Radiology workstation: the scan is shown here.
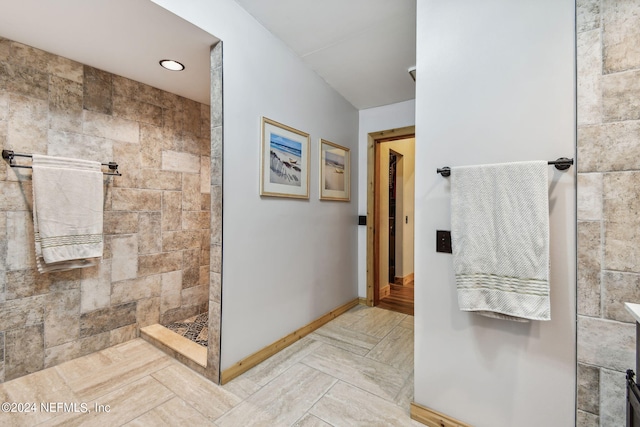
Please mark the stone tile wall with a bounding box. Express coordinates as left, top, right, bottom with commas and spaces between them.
0, 38, 214, 382
577, 1, 640, 425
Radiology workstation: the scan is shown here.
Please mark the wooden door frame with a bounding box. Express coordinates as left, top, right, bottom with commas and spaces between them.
366, 126, 416, 306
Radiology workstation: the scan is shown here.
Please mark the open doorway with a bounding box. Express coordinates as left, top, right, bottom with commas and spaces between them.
366, 126, 415, 315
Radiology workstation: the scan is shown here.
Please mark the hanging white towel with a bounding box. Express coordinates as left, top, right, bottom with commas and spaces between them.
32, 154, 103, 273
450, 161, 550, 322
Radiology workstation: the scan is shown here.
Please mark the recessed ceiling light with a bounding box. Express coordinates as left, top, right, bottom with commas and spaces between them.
159, 59, 185, 71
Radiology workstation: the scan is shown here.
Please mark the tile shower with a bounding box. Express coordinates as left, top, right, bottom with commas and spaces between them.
0, 37, 222, 383
577, 0, 640, 425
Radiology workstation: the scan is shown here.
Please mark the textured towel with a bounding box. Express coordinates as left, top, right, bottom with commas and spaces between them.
32, 154, 103, 273
450, 161, 550, 322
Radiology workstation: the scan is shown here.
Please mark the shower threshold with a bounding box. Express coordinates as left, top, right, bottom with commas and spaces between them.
140, 312, 209, 369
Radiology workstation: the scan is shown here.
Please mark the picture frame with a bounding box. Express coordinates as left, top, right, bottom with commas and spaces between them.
319, 139, 350, 201
260, 117, 310, 199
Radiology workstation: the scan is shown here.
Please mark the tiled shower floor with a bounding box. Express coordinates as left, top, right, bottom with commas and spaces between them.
165, 312, 208, 347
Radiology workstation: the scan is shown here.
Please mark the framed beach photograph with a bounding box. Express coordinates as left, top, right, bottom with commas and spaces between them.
260, 117, 310, 199
319, 139, 350, 201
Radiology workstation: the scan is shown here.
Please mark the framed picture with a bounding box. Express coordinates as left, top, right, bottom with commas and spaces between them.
260, 117, 310, 199
319, 139, 350, 201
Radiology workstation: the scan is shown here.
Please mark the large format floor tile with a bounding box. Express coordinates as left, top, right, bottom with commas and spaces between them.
0, 305, 416, 426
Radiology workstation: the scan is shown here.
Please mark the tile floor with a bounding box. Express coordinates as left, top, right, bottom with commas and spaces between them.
0, 305, 419, 426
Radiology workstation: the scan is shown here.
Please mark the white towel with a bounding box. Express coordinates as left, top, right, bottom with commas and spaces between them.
450, 161, 550, 322
32, 154, 104, 273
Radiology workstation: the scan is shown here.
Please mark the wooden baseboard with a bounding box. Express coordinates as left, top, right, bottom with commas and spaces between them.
358, 297, 367, 305
220, 298, 359, 384
394, 273, 414, 286
410, 402, 472, 427
380, 284, 391, 298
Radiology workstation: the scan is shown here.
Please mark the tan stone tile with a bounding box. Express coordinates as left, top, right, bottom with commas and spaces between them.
578, 363, 599, 414
349, 307, 406, 338
45, 289, 80, 348
48, 55, 83, 84
140, 325, 206, 367
110, 324, 138, 347
135, 81, 164, 107
161, 91, 182, 111
182, 211, 210, 230
600, 368, 626, 426
365, 325, 413, 373
5, 324, 44, 381
0, 294, 45, 331
83, 110, 139, 144
211, 66, 222, 127
103, 211, 138, 235
217, 363, 336, 427
45, 332, 110, 369
602, 0, 640, 73
152, 363, 241, 421
162, 230, 202, 251
110, 234, 138, 282
183, 98, 201, 137
0, 37, 10, 61
579, 121, 640, 173
5, 269, 50, 300
211, 185, 222, 244
0, 91, 7, 152
47, 131, 113, 164
242, 337, 324, 387
201, 155, 211, 194
293, 414, 333, 427
7, 93, 47, 154
112, 140, 142, 188
180, 132, 205, 156
577, 30, 601, 126
604, 172, 640, 271
80, 260, 112, 313
577, 315, 634, 371
602, 271, 640, 322
0, 364, 79, 425
138, 212, 161, 254
300, 344, 408, 402
139, 169, 181, 191
1, 61, 48, 101
137, 297, 160, 327
221, 376, 262, 401
210, 244, 221, 273
199, 265, 209, 287
162, 191, 181, 231
112, 188, 161, 211
138, 252, 182, 277
43, 376, 174, 427
111, 275, 162, 305
577, 410, 599, 427
577, 173, 603, 220
79, 302, 136, 339
123, 396, 212, 426
201, 191, 211, 211
83, 66, 112, 115
577, 0, 600, 33
161, 271, 182, 314
182, 248, 201, 288
309, 322, 380, 356
577, 221, 601, 317
162, 150, 200, 173
211, 126, 222, 157
6, 210, 35, 270
49, 75, 83, 133
139, 123, 162, 169
113, 95, 162, 127
211, 156, 222, 186
394, 369, 414, 408
309, 381, 415, 426
181, 285, 207, 307
602, 70, 640, 122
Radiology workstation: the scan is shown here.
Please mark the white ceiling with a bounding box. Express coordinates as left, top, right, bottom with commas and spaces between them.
0, 0, 415, 110
0, 0, 218, 105
233, 0, 417, 109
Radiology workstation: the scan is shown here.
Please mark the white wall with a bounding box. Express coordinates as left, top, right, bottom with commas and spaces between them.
358, 100, 415, 297
414, 1, 576, 426
151, 0, 359, 370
